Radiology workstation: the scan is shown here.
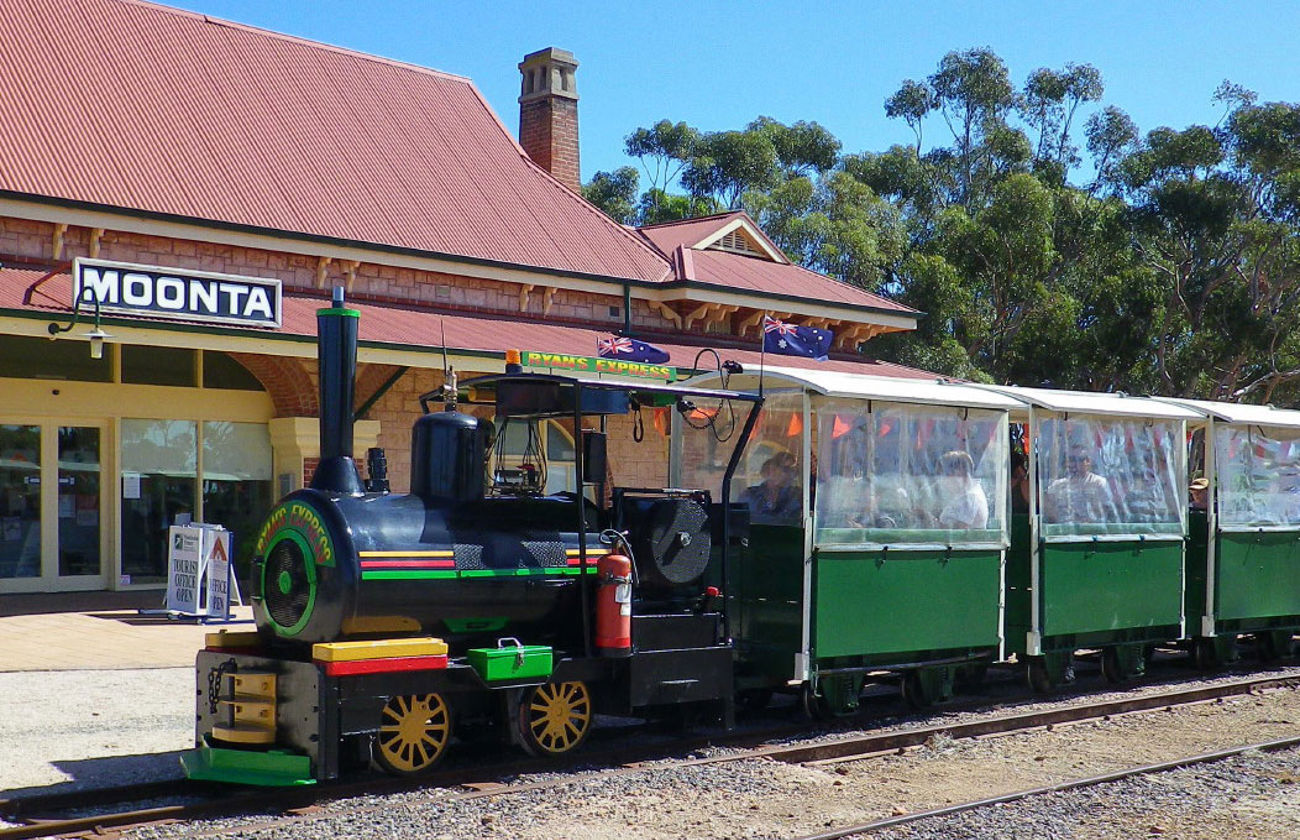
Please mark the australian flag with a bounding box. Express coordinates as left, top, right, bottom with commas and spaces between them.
763, 316, 833, 361
597, 335, 671, 364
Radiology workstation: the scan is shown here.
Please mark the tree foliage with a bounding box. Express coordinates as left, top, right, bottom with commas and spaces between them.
584, 53, 1300, 406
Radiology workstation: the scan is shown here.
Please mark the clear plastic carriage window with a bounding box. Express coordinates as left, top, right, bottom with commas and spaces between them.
1038, 413, 1184, 539
1215, 425, 1300, 530
675, 391, 806, 527
812, 397, 1008, 548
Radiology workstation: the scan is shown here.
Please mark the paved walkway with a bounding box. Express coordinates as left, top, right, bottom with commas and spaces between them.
0, 591, 253, 672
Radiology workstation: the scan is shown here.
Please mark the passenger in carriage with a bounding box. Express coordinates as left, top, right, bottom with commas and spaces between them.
1045, 446, 1117, 523
936, 450, 989, 529
1010, 449, 1031, 513
742, 452, 801, 524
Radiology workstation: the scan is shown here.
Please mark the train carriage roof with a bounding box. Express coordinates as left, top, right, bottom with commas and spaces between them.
1153, 397, 1300, 429
977, 385, 1204, 421
683, 365, 1024, 411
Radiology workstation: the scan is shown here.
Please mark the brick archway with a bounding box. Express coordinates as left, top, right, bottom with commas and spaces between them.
227, 352, 317, 417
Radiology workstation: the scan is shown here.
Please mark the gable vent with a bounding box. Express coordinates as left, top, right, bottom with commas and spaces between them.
710, 230, 764, 257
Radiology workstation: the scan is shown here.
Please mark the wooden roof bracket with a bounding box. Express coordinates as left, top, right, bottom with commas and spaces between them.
52, 223, 68, 261
341, 259, 360, 292
649, 299, 682, 329
315, 256, 333, 289
519, 283, 535, 312
89, 228, 105, 259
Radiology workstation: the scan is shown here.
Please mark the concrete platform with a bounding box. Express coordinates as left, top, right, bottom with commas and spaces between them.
0, 591, 253, 672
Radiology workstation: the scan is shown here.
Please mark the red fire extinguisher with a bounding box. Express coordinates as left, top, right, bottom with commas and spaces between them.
595, 551, 632, 657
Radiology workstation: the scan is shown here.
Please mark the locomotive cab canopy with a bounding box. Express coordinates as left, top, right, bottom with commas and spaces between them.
433, 366, 765, 605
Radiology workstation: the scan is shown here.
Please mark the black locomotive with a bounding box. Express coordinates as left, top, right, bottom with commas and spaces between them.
184, 292, 761, 782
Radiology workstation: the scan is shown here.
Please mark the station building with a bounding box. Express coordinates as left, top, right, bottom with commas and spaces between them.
0, 0, 924, 593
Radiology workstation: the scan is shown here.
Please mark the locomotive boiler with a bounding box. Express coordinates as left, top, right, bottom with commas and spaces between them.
184, 290, 763, 782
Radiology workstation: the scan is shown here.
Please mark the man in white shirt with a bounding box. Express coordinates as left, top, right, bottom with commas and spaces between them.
1046, 446, 1116, 523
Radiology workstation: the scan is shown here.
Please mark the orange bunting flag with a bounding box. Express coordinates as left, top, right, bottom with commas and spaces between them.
832, 415, 852, 439
652, 407, 670, 437
786, 412, 803, 437
689, 406, 719, 423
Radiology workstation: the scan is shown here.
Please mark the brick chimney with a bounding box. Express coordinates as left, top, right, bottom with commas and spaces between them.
518, 47, 580, 192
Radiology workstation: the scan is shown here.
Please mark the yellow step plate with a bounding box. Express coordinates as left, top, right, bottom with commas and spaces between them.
205, 630, 261, 649
313, 637, 448, 662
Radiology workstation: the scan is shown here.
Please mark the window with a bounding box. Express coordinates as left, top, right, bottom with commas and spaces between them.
1215, 424, 1300, 529
122, 346, 196, 387
202, 422, 273, 579
0, 335, 113, 382
203, 352, 264, 391
813, 398, 1007, 547
120, 419, 197, 583
1038, 414, 1183, 539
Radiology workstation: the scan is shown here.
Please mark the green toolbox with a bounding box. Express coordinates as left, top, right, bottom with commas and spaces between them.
467, 637, 553, 682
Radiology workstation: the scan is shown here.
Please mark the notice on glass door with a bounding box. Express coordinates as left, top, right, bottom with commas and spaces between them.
122, 472, 141, 500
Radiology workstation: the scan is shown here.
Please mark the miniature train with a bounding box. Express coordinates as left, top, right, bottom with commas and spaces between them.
182, 293, 1300, 784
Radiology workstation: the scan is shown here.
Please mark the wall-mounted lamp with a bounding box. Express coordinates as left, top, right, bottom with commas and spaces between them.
48, 287, 112, 359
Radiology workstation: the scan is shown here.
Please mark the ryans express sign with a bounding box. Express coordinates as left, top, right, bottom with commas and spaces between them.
73, 258, 282, 328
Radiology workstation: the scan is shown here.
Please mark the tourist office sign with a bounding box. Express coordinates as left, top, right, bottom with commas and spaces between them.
73, 258, 283, 328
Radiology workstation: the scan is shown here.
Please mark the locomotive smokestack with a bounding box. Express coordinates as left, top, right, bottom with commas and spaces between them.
310, 286, 364, 494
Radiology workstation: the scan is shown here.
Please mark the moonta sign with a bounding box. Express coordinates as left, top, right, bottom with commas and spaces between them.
73, 258, 282, 328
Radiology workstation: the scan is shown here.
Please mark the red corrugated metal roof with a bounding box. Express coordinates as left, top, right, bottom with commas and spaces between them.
637, 213, 755, 255
2, 267, 935, 378
638, 214, 916, 315
0, 0, 671, 283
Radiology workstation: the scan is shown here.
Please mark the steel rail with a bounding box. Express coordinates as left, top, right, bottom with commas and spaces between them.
788, 734, 1300, 840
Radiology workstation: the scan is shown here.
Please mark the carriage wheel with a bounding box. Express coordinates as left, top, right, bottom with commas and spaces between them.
374, 693, 452, 775
516, 681, 592, 757
800, 683, 834, 721
1192, 637, 1218, 670
1100, 647, 1126, 684
1026, 658, 1055, 694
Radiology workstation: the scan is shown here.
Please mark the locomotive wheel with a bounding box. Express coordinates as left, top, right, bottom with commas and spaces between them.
374, 693, 451, 775
517, 681, 592, 757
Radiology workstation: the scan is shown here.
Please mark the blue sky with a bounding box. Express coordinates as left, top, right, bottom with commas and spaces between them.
171, 1, 1300, 184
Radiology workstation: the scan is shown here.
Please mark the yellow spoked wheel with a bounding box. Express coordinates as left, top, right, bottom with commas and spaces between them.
374, 693, 451, 775
517, 680, 592, 757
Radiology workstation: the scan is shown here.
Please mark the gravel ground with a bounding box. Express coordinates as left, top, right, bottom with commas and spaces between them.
6, 663, 1300, 839
113, 680, 1300, 840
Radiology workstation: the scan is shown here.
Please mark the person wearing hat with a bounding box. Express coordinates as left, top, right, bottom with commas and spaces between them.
1189, 476, 1210, 511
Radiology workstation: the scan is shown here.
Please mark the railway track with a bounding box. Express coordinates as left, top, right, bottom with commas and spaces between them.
787, 734, 1300, 840
3, 671, 1296, 840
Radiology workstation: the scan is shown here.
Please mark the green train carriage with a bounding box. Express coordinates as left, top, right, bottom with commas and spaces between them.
984, 386, 1201, 689
1161, 399, 1300, 665
676, 366, 1022, 713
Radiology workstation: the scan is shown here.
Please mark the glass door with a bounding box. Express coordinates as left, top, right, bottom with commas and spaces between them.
57, 427, 102, 579
0, 422, 106, 591
0, 425, 42, 581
